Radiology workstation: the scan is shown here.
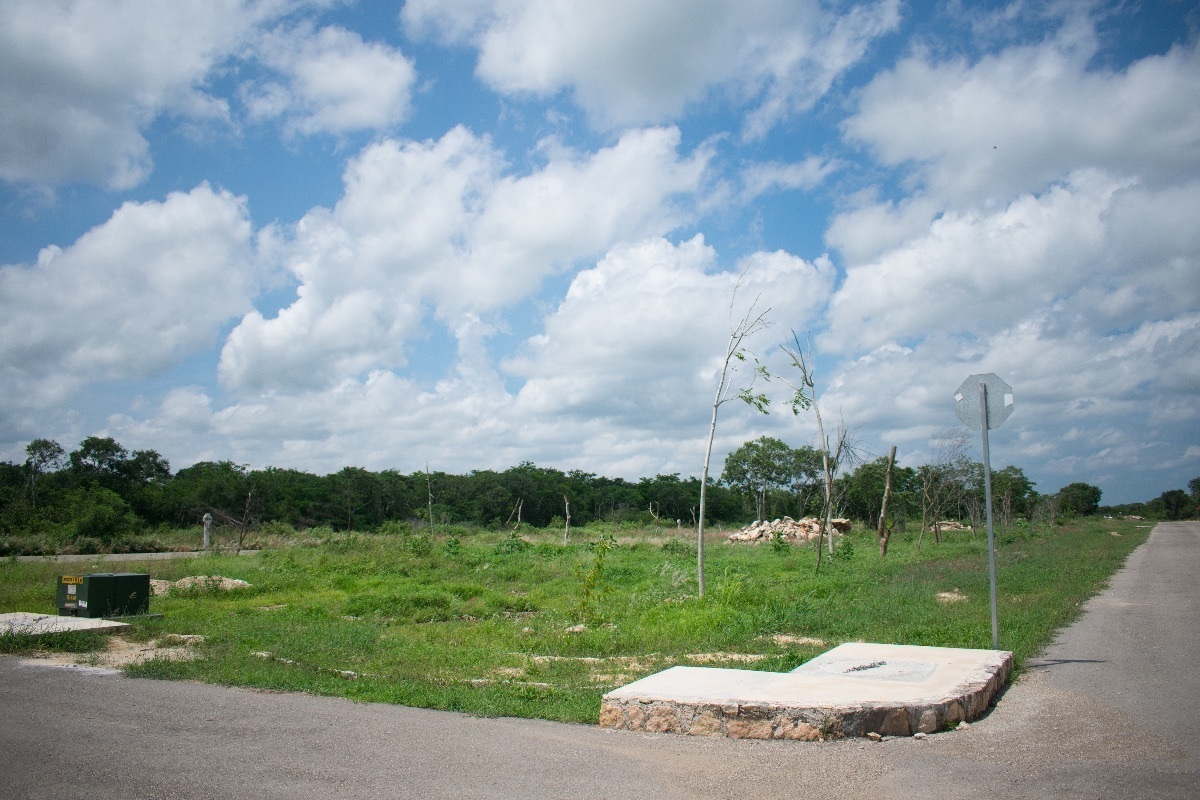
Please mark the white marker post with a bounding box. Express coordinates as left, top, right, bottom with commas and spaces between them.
955, 373, 1014, 650
202, 512, 213, 550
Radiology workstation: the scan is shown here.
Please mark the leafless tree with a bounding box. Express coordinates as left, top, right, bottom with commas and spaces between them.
918, 428, 973, 549
697, 276, 771, 597
1031, 493, 1060, 530
207, 486, 257, 552
778, 333, 858, 570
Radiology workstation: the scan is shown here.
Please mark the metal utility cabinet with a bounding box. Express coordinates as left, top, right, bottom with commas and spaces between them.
57, 573, 150, 618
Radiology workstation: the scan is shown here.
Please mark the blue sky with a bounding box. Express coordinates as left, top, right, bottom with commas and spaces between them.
2, 0, 1198, 505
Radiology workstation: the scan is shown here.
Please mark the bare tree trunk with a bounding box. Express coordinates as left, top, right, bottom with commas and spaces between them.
563, 495, 571, 544
815, 401, 833, 562
426, 463, 435, 537
237, 488, 254, 552
878, 445, 897, 557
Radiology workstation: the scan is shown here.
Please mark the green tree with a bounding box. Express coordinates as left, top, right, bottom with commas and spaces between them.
721, 436, 798, 522
24, 438, 66, 508
120, 449, 172, 523
329, 466, 382, 531
787, 445, 824, 517
69, 436, 129, 483
253, 467, 326, 527
840, 456, 894, 525
991, 465, 1036, 525
1057, 482, 1102, 517
69, 485, 141, 542
168, 461, 252, 526
1148, 489, 1192, 520
639, 473, 697, 527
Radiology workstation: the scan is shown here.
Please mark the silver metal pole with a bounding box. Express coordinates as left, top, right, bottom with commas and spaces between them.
979, 382, 999, 649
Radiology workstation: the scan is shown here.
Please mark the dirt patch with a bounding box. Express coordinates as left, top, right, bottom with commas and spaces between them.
22, 633, 205, 669
684, 652, 768, 664
937, 589, 968, 603
767, 634, 826, 647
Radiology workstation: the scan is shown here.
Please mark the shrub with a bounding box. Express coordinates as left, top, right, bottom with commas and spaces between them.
661, 537, 691, 556
69, 486, 140, 542
494, 531, 529, 555
378, 520, 412, 538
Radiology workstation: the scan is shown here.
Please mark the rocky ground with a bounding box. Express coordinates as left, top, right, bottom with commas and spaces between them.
727, 516, 852, 543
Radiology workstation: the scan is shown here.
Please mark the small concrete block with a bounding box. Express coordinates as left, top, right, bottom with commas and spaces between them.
600, 642, 1013, 740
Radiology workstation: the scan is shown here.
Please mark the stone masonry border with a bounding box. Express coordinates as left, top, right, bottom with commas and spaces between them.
600, 642, 1013, 740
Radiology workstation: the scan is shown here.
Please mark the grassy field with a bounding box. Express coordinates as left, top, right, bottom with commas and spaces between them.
0, 518, 1150, 723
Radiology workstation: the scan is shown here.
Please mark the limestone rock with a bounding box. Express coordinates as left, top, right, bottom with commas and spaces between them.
728, 516, 852, 544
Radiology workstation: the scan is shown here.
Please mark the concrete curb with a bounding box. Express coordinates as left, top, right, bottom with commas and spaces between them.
600, 642, 1013, 740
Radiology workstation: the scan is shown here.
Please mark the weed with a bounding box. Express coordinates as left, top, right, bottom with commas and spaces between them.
574, 535, 615, 623
0, 628, 109, 655
716, 565, 746, 606
409, 533, 433, 557
661, 537, 690, 556
494, 531, 529, 555
834, 538, 855, 562
0, 517, 1149, 725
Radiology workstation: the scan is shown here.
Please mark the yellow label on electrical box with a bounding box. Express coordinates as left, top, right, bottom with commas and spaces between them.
60, 575, 83, 585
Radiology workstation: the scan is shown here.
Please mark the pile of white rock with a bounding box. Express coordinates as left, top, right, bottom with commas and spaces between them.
728, 516, 851, 543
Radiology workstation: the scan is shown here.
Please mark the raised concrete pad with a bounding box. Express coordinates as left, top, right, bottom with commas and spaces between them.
0, 612, 129, 637
600, 642, 1012, 739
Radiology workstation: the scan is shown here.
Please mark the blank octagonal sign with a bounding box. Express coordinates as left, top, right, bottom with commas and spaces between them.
954, 373, 1014, 431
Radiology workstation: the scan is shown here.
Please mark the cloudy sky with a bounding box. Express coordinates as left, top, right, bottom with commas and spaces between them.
2, 0, 1197, 505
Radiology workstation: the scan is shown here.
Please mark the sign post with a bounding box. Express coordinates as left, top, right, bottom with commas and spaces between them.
955, 373, 1014, 650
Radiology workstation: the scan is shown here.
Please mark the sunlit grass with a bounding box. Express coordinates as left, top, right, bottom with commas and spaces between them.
1, 518, 1148, 723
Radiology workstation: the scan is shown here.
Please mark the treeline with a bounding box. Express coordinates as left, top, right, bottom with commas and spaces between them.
2, 435, 1194, 550
719, 436, 1197, 530
719, 435, 1051, 534
0, 436, 752, 544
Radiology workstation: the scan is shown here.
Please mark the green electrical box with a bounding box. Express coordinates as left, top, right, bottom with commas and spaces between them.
57, 573, 150, 618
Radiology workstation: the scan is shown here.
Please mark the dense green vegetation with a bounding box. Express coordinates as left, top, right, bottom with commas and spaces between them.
0, 518, 1152, 723
2, 434, 1194, 557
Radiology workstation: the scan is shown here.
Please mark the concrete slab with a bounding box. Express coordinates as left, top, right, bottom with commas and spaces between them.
600, 642, 1012, 740
0, 612, 129, 637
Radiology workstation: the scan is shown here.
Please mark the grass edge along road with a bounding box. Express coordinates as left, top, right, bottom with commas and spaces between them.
1, 518, 1149, 724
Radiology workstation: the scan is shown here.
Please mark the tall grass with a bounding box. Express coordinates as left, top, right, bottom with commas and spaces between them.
1, 518, 1147, 722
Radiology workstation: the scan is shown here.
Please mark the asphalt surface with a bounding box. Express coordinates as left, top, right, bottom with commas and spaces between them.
2, 521, 1197, 799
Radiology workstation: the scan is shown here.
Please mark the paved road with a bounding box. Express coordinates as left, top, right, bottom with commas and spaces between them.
3, 522, 1197, 799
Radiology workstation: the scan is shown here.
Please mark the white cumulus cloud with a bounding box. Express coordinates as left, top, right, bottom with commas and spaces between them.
0, 0, 303, 189
244, 24, 417, 136
219, 126, 711, 392
0, 185, 257, 419
844, 31, 1200, 205
403, 0, 900, 134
